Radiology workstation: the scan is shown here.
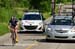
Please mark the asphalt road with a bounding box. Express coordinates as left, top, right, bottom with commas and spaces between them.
1, 32, 75, 49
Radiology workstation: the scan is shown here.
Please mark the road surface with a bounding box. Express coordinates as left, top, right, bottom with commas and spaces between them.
1, 32, 75, 49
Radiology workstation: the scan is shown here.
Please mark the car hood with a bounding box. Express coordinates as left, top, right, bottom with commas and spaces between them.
48, 25, 73, 30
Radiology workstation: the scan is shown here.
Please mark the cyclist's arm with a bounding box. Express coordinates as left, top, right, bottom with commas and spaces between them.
15, 22, 19, 29
8, 23, 11, 29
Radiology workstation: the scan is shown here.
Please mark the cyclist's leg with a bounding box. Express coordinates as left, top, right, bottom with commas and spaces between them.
10, 29, 14, 45
15, 28, 19, 43
10, 27, 14, 38
10, 27, 16, 45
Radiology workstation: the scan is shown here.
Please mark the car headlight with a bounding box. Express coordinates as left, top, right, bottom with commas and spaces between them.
47, 28, 51, 31
71, 27, 75, 32
71, 30, 75, 32
39, 22, 43, 25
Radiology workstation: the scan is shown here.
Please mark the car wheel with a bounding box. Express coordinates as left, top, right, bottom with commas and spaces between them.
46, 38, 50, 42
46, 36, 50, 42
43, 29, 45, 32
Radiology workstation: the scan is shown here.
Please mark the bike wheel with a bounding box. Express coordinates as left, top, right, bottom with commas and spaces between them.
12, 33, 16, 46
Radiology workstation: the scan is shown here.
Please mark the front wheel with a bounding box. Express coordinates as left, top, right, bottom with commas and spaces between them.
12, 33, 16, 46
46, 37, 50, 41
46, 35, 50, 42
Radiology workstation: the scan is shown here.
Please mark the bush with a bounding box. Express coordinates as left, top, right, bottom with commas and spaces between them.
0, 23, 9, 36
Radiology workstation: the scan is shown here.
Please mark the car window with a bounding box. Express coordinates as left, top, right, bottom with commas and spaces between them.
51, 19, 72, 25
23, 14, 41, 20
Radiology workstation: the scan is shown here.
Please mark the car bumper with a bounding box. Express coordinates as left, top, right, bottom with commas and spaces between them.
46, 32, 75, 40
19, 29, 43, 32
46, 36, 75, 40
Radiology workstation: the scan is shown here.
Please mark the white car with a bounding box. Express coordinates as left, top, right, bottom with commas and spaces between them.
19, 11, 45, 32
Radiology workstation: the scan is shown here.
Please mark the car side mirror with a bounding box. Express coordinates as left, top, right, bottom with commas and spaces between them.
73, 22, 75, 26
71, 20, 75, 26
43, 18, 45, 20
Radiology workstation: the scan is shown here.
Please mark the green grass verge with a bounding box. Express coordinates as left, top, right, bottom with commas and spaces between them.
0, 23, 9, 36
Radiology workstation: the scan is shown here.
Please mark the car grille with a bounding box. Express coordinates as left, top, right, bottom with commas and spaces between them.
55, 30, 68, 33
24, 26, 37, 30
55, 36, 68, 38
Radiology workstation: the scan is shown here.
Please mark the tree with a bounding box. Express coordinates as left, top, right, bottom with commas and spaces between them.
29, 0, 51, 12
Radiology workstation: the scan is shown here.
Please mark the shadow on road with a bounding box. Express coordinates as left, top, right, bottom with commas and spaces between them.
37, 39, 75, 43
0, 44, 14, 47
18, 31, 44, 36
23, 38, 75, 43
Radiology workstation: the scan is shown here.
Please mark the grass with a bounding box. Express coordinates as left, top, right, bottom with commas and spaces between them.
0, 23, 9, 36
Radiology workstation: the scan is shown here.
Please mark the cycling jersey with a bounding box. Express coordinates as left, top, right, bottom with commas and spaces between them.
9, 18, 18, 28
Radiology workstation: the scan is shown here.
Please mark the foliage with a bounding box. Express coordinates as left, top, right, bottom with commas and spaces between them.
56, 0, 72, 4
0, 23, 9, 36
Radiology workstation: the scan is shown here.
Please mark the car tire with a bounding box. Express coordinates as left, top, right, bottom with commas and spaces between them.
46, 36, 50, 42
46, 38, 50, 42
43, 29, 45, 32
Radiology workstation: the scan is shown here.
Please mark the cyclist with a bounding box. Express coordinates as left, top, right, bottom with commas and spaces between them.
8, 16, 19, 43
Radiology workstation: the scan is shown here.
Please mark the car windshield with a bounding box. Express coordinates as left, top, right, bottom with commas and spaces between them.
51, 19, 72, 25
23, 14, 41, 20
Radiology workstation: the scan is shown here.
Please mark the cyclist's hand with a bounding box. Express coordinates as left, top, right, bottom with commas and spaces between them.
15, 26, 18, 29
8, 26, 10, 29
11, 28, 14, 31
